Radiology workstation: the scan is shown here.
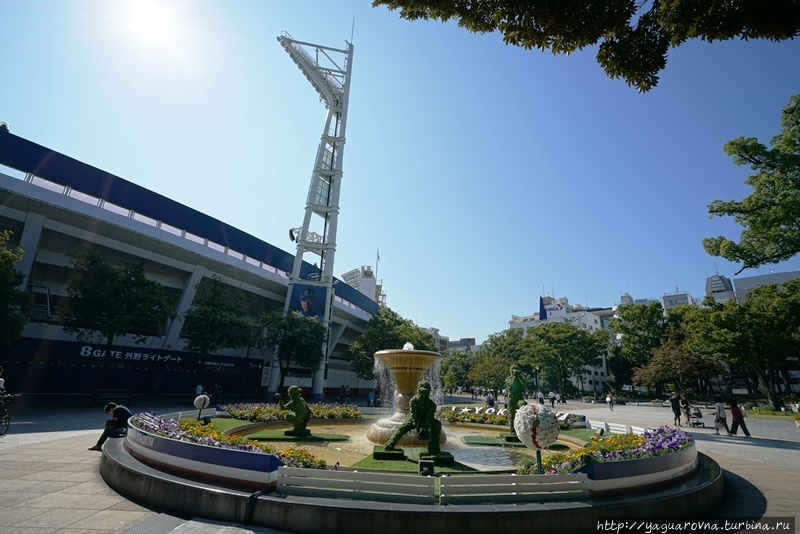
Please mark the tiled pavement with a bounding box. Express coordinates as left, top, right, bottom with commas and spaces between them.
1, 397, 798, 533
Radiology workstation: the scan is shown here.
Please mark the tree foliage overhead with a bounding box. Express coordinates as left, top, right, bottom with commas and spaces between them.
182, 275, 252, 376
0, 230, 32, 346
704, 94, 800, 274
345, 307, 437, 380
261, 310, 327, 390
62, 245, 176, 386
373, 1, 800, 92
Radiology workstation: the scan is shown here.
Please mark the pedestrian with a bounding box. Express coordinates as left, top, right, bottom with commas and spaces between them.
367, 389, 376, 407
345, 385, 351, 404
549, 390, 556, 408
606, 392, 614, 411
337, 385, 345, 404
668, 392, 682, 426
729, 398, 752, 437
485, 390, 495, 409
537, 391, 544, 405
713, 396, 732, 436
88, 402, 133, 451
679, 393, 691, 423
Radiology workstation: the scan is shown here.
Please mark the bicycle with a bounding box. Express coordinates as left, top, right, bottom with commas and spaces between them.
0, 393, 19, 436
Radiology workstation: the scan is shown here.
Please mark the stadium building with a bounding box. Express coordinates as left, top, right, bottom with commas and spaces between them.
0, 129, 379, 399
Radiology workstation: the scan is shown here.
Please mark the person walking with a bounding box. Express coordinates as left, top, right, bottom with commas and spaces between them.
606, 392, 614, 411
679, 393, 691, 424
549, 390, 556, 408
537, 391, 544, 405
729, 398, 752, 437
668, 392, 682, 426
713, 396, 732, 436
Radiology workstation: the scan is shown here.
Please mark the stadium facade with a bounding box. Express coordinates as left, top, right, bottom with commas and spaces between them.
0, 129, 379, 399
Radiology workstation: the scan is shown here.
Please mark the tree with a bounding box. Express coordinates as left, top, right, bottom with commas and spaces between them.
373, 1, 800, 92
632, 307, 724, 393
62, 245, 176, 386
440, 348, 475, 391
522, 322, 605, 396
467, 353, 514, 399
0, 230, 32, 346
345, 307, 437, 380
688, 280, 800, 409
182, 275, 251, 379
261, 311, 326, 390
704, 95, 800, 274
608, 301, 668, 394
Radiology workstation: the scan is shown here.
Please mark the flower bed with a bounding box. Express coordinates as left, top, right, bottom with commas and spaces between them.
126, 413, 326, 488
223, 402, 362, 423
517, 426, 697, 493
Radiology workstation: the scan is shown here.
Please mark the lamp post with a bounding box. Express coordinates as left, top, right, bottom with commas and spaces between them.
535, 367, 540, 394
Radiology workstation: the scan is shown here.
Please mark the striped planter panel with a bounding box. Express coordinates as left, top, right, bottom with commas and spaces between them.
124, 425, 283, 489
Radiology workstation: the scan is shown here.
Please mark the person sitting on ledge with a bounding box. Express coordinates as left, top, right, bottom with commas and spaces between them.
88, 402, 132, 451
278, 385, 311, 433
385, 380, 442, 455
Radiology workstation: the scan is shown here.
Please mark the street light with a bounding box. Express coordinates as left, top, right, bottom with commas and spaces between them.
535, 367, 540, 393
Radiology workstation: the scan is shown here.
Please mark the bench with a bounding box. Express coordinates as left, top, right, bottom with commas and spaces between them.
276, 466, 435, 504
439, 473, 589, 505
90, 389, 133, 407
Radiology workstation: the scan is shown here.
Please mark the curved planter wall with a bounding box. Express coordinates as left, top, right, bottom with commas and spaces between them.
124, 423, 284, 489
576, 442, 698, 494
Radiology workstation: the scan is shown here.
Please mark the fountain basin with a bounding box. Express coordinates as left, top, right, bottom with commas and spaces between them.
370, 348, 446, 446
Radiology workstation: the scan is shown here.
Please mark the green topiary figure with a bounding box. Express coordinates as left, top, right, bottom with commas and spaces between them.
506, 365, 526, 435
278, 385, 311, 435
385, 380, 442, 454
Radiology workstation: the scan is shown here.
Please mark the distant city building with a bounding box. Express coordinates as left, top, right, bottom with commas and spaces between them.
420, 327, 449, 353
509, 296, 609, 394
733, 270, 800, 302
448, 338, 478, 353
705, 274, 735, 303
660, 290, 701, 311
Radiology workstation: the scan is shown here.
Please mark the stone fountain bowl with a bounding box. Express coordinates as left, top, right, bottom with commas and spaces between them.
373, 349, 442, 394
369, 348, 446, 446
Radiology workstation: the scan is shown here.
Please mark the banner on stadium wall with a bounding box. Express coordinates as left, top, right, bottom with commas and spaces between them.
0, 338, 261, 370
287, 282, 325, 321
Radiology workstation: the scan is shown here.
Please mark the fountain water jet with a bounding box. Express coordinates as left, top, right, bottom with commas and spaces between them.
366, 345, 447, 446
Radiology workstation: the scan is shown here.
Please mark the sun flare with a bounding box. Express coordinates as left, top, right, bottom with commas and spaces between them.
123, 0, 175, 47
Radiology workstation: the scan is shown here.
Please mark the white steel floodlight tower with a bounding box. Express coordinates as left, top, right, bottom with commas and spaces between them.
272, 32, 354, 401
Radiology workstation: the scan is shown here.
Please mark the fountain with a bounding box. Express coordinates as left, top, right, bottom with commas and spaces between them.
366, 343, 447, 446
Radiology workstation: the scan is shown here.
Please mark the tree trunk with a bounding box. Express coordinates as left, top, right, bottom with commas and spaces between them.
752, 365, 777, 410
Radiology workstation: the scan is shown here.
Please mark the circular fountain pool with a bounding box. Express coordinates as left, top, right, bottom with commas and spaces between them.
235, 419, 575, 469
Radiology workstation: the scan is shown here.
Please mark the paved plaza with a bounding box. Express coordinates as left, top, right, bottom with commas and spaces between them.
0, 396, 797, 533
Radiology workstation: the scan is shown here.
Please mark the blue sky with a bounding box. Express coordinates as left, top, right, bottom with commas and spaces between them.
2, 1, 800, 344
